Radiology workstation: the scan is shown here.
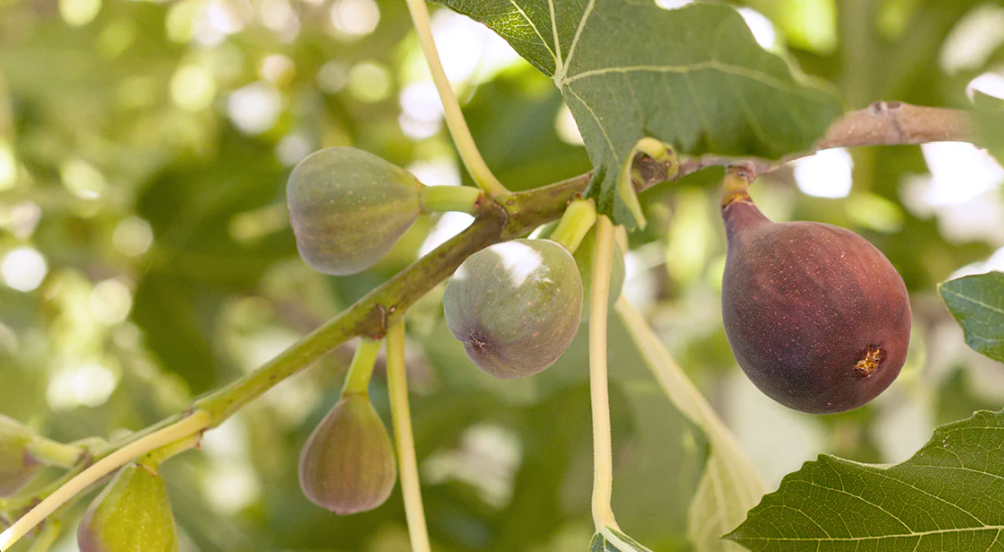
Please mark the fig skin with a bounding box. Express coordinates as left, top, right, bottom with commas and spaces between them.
77, 462, 179, 552
721, 199, 912, 414
0, 415, 39, 497
287, 147, 422, 276
298, 394, 397, 515
443, 239, 583, 379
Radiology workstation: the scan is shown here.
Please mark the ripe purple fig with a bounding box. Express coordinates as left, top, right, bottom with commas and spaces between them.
721, 198, 912, 414
443, 239, 583, 379
287, 147, 422, 275
299, 394, 397, 515
77, 461, 178, 552
0, 415, 38, 496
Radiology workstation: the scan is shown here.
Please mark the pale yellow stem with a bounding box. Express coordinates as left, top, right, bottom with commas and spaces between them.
403, 0, 508, 197
386, 322, 432, 552
589, 215, 619, 530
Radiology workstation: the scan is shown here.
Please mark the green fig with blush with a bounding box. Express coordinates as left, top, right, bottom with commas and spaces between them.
287, 147, 423, 275
444, 238, 583, 379
299, 394, 397, 514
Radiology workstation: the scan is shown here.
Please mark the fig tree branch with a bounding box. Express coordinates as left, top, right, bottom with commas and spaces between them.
0, 101, 978, 550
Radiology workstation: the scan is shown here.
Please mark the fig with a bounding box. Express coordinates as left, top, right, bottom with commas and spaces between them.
721, 198, 912, 414
574, 227, 626, 319
443, 239, 583, 379
77, 461, 178, 552
299, 394, 397, 514
287, 147, 422, 275
0, 415, 38, 496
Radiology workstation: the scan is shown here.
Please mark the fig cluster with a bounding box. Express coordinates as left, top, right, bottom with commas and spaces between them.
287, 147, 424, 276
720, 198, 912, 414
443, 238, 583, 379
299, 394, 397, 515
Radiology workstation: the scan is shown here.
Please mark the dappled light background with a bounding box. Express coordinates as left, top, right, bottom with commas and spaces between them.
1, 0, 1003, 550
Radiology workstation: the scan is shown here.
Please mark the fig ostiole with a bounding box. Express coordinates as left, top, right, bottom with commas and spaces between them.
77, 460, 179, 552
721, 197, 912, 414
298, 394, 397, 515
443, 238, 583, 379
287, 147, 423, 276
0, 415, 39, 496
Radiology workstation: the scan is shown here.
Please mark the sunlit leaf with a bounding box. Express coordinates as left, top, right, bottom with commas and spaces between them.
617, 298, 766, 552
939, 271, 1004, 363
727, 410, 1004, 552
431, 0, 843, 227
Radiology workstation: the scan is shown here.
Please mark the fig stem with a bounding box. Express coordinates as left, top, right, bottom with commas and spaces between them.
386, 321, 432, 552
26, 437, 82, 469
0, 411, 210, 552
549, 198, 597, 253
403, 0, 509, 198
419, 185, 483, 215
719, 167, 754, 208
588, 215, 620, 531
341, 338, 384, 397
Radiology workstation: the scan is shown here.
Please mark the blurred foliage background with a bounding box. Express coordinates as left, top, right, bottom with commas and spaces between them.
1, 0, 1003, 550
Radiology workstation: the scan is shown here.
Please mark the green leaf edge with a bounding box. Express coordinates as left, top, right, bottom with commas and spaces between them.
723, 409, 1004, 547
937, 271, 1004, 363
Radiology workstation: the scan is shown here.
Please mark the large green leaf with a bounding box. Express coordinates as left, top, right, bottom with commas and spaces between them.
617, 298, 766, 552
939, 272, 1004, 363
431, 0, 843, 227
727, 410, 1004, 552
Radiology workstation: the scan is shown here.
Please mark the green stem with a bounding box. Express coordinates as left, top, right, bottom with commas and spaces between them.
548, 198, 596, 253
26, 438, 82, 469
419, 185, 482, 215
589, 215, 618, 531
403, 0, 508, 198
386, 322, 432, 552
341, 338, 383, 397
144, 432, 204, 467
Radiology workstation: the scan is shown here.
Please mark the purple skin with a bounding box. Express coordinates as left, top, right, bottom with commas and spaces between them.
721, 200, 912, 414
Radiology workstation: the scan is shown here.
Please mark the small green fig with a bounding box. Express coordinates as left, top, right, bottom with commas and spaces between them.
443, 239, 583, 379
77, 461, 178, 552
721, 198, 912, 414
0, 415, 38, 496
574, 227, 626, 320
299, 394, 397, 515
287, 147, 422, 275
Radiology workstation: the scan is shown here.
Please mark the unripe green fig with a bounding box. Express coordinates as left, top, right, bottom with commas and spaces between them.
77, 461, 178, 552
574, 227, 626, 320
0, 415, 38, 496
299, 394, 397, 514
287, 147, 422, 275
721, 199, 912, 414
443, 239, 583, 379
